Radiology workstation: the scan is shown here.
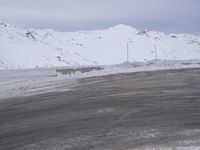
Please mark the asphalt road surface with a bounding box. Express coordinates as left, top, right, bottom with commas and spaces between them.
1, 68, 200, 150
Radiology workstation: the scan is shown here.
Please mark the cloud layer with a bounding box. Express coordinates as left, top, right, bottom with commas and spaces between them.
0, 0, 200, 33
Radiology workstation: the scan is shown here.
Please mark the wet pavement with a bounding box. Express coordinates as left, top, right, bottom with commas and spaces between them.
1, 68, 200, 149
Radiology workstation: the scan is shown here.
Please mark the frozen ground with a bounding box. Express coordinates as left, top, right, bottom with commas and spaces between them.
1, 60, 200, 100
0, 60, 200, 100
0, 68, 77, 99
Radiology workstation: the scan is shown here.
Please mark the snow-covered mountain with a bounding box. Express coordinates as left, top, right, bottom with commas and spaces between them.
0, 22, 200, 69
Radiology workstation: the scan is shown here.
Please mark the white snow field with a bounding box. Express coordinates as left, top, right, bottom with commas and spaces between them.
0, 22, 200, 69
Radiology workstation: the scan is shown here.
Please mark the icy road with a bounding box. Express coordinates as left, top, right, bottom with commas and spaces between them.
1, 68, 200, 149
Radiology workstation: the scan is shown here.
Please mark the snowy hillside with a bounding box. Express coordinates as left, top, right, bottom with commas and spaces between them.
0, 22, 200, 69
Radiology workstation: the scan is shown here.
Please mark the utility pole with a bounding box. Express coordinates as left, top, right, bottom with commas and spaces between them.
127, 42, 129, 62
154, 45, 157, 60
127, 41, 133, 63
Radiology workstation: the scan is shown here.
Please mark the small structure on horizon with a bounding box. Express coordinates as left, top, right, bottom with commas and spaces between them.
56, 66, 104, 75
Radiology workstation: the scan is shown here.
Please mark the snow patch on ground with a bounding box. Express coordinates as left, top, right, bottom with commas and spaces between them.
0, 60, 200, 100
0, 68, 76, 99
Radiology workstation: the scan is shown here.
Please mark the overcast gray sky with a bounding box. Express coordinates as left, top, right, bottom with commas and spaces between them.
0, 0, 199, 33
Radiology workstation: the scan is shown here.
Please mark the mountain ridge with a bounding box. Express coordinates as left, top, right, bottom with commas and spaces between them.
0, 22, 200, 69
